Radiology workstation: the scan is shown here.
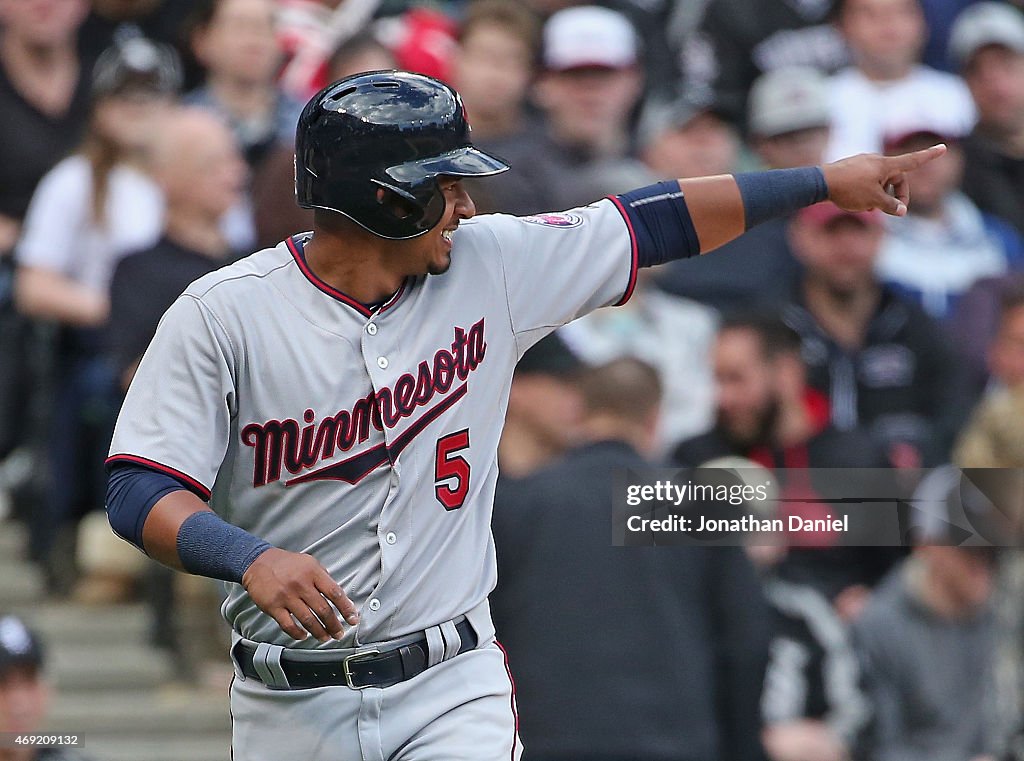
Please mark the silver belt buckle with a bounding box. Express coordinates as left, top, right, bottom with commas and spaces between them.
342, 648, 380, 689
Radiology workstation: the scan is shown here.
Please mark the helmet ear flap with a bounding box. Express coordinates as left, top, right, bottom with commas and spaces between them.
374, 186, 420, 221
371, 179, 446, 235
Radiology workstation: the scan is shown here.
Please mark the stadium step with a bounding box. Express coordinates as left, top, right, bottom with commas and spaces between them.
48, 642, 176, 691
7, 602, 150, 646
0, 562, 44, 607
1, 516, 234, 760
0, 518, 27, 557
78, 735, 231, 761
50, 690, 230, 734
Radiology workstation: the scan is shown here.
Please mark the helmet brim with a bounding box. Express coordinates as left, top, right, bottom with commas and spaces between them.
385, 146, 510, 185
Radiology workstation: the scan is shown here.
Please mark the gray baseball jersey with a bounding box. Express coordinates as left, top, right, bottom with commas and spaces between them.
107, 200, 636, 648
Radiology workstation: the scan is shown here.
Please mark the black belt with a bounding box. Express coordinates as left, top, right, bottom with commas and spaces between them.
235, 618, 477, 690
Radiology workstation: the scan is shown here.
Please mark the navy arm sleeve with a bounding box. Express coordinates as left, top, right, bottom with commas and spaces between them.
106, 463, 273, 582
612, 168, 829, 268
105, 463, 195, 551
612, 181, 700, 268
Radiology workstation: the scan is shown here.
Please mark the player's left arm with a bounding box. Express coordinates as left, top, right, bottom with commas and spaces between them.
630, 145, 946, 262
485, 146, 946, 350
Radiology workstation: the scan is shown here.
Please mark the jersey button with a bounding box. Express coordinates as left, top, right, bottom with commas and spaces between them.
368, 598, 381, 611
385, 532, 397, 545
366, 323, 378, 335
377, 356, 389, 369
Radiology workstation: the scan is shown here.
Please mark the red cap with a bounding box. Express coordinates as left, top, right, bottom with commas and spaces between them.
797, 202, 884, 228
394, 8, 458, 82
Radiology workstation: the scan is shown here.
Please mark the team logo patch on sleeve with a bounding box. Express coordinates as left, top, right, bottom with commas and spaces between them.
521, 212, 584, 228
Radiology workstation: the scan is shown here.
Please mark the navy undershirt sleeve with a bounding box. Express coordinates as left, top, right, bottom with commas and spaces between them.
613, 180, 700, 268
106, 463, 273, 583
105, 463, 193, 551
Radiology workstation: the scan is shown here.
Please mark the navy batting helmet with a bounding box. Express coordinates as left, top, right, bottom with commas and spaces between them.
295, 70, 509, 240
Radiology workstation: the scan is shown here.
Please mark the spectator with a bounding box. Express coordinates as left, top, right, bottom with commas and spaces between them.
749, 67, 833, 171
602, 0, 683, 105
275, 0, 349, 103
754, 478, 874, 761
680, 0, 847, 129
876, 125, 1024, 320
492, 358, 770, 761
450, 0, 547, 216
673, 314, 895, 602
560, 272, 718, 451
532, 5, 655, 207
386, 7, 459, 82
656, 68, 830, 312
537, 5, 642, 161
13, 35, 179, 593
452, 0, 539, 138
953, 2, 1024, 237
853, 521, 999, 761
761, 575, 871, 761
783, 203, 968, 466
108, 107, 243, 389
674, 314, 882, 471
955, 288, 1024, 468
0, 614, 94, 760
77, 0, 201, 77
0, 0, 91, 254
639, 95, 741, 181
185, 0, 301, 171
950, 273, 1024, 399
0, 0, 92, 473
326, 32, 395, 81
497, 333, 583, 479
826, 0, 975, 160
954, 287, 1024, 760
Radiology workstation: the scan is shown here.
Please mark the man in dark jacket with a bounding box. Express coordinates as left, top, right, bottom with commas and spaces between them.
492, 357, 770, 761
674, 314, 898, 610
783, 203, 969, 467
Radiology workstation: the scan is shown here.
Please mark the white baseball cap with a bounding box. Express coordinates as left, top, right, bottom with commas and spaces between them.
950, 1, 1024, 68
543, 5, 638, 71
748, 67, 831, 138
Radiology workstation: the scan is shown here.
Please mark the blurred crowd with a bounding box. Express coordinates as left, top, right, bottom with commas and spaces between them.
1, 0, 1024, 759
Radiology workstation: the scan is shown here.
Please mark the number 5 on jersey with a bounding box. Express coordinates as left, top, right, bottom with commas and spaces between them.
435, 429, 470, 510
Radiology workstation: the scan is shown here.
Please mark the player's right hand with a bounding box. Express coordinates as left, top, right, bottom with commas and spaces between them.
241, 548, 360, 642
822, 144, 946, 217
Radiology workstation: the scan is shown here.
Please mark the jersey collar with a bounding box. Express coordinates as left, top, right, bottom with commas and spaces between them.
286, 235, 408, 318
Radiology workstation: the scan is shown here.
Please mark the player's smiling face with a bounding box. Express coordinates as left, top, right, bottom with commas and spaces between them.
407, 177, 477, 277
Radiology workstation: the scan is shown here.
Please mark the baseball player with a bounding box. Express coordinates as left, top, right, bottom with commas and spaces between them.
104, 71, 943, 760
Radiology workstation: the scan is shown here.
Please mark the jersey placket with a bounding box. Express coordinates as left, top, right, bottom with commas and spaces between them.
359, 305, 406, 635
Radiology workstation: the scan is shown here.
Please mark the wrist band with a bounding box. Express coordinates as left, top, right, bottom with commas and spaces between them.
734, 167, 829, 230
177, 511, 272, 584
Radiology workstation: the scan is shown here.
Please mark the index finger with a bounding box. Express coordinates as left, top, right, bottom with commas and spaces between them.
886, 143, 947, 172
315, 573, 360, 629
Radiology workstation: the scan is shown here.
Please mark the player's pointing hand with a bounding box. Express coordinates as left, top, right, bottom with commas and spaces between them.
822, 144, 946, 217
241, 548, 360, 642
